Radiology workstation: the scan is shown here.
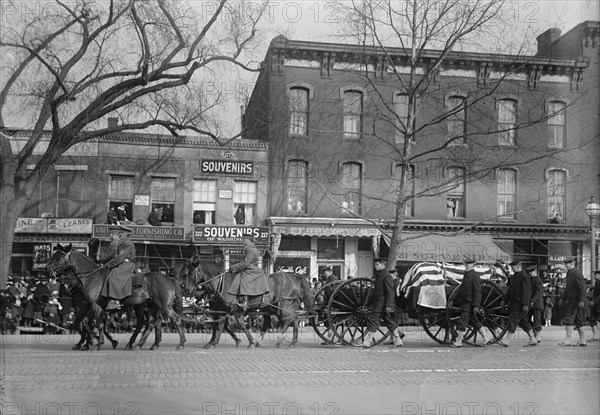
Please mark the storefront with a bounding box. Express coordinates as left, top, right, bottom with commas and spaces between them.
11, 217, 94, 277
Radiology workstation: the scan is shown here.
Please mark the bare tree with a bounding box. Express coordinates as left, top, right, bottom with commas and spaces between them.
0, 0, 267, 284
286, 0, 593, 269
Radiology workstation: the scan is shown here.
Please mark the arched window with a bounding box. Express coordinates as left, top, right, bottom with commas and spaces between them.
287, 160, 308, 214
547, 169, 566, 223
342, 162, 362, 214
343, 90, 363, 139
289, 87, 309, 136
548, 101, 566, 148
498, 99, 517, 146
498, 168, 517, 220
446, 95, 466, 145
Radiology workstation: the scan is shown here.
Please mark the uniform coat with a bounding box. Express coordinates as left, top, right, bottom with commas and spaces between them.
561, 267, 586, 304
100, 236, 136, 299
505, 270, 532, 333
228, 242, 270, 296
454, 269, 482, 312
367, 267, 398, 333
530, 275, 544, 310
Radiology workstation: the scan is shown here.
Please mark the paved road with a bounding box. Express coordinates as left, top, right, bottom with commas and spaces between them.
1, 326, 598, 415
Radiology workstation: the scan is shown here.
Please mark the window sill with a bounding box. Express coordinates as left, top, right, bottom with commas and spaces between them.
445, 216, 465, 221
497, 217, 517, 222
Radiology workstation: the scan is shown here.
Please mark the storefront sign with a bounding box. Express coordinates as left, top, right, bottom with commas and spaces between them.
46, 218, 93, 233
32, 244, 52, 270
93, 224, 186, 241
274, 257, 310, 276
200, 159, 254, 175
135, 195, 150, 205
15, 218, 47, 233
193, 226, 269, 244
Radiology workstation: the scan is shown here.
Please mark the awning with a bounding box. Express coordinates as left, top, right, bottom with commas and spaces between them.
383, 232, 513, 263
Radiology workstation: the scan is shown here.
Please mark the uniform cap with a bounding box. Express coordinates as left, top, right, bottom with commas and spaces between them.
564, 257, 576, 264
509, 260, 522, 267
463, 258, 476, 265
374, 258, 388, 264
526, 265, 537, 272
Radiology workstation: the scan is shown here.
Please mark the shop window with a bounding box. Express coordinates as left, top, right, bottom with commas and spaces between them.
343, 90, 363, 139
151, 177, 175, 223
279, 236, 312, 251
445, 166, 465, 218
287, 160, 308, 214
342, 162, 362, 215
547, 169, 566, 223
548, 100, 566, 149
498, 98, 517, 146
193, 180, 216, 224
234, 181, 257, 225
498, 168, 516, 220
317, 239, 345, 260
289, 87, 309, 136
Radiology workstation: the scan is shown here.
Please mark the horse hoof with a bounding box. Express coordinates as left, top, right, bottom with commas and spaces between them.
247, 343, 256, 349
90, 345, 100, 351
72, 344, 82, 350
111, 341, 119, 349
80, 345, 90, 351
124, 344, 133, 351
203, 343, 215, 349
175, 344, 184, 351
289, 344, 296, 349
134, 345, 142, 351
235, 340, 242, 348
150, 345, 158, 351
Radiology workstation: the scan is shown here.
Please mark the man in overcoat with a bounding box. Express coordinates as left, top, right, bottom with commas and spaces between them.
588, 270, 600, 342
354, 258, 404, 348
558, 257, 588, 346
527, 265, 544, 343
227, 236, 270, 309
99, 225, 136, 310
497, 260, 538, 347
450, 259, 489, 348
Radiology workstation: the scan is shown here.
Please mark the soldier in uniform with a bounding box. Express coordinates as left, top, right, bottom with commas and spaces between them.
98, 225, 136, 310
354, 257, 404, 348
527, 265, 544, 343
450, 259, 489, 348
227, 235, 270, 309
558, 257, 588, 346
497, 260, 538, 347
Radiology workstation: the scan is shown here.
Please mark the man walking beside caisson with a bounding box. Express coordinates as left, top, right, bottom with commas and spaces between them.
558, 257, 588, 347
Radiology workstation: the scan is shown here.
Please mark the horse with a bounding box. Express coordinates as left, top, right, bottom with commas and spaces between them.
46, 244, 186, 351
180, 257, 314, 349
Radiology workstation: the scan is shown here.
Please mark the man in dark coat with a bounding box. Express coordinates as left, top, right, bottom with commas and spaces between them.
227, 236, 270, 309
354, 258, 405, 348
147, 206, 162, 226
527, 265, 544, 343
99, 225, 136, 310
558, 258, 588, 346
588, 270, 600, 342
450, 259, 489, 348
497, 260, 537, 347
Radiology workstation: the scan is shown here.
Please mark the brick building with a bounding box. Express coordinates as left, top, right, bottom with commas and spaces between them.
244, 22, 600, 280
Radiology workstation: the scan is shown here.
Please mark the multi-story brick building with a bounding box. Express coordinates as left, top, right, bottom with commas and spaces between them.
244, 22, 599, 280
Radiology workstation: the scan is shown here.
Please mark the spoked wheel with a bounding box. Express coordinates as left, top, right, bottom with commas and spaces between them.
447, 280, 509, 346
326, 278, 390, 346
311, 281, 343, 344
419, 309, 455, 345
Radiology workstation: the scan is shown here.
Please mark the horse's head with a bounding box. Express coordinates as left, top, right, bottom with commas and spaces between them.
46, 243, 73, 276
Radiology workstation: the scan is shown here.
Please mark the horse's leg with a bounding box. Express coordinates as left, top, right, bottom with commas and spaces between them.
163, 305, 186, 351
237, 311, 257, 349
255, 314, 271, 347
126, 305, 146, 350
138, 307, 155, 349
204, 321, 222, 349
224, 320, 242, 348
104, 326, 119, 350
151, 316, 163, 351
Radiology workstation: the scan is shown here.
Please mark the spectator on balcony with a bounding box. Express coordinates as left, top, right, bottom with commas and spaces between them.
107, 206, 118, 225
148, 206, 162, 226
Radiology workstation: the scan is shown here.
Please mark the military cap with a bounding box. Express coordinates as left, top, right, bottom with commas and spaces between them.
463, 258, 476, 265
526, 265, 537, 272
509, 260, 522, 267
374, 258, 388, 264
564, 257, 576, 264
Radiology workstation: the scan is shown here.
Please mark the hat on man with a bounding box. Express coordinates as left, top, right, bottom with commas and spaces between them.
509, 260, 522, 267
564, 257, 576, 264
593, 270, 600, 275
323, 265, 333, 272
526, 265, 537, 273
374, 258, 388, 264
464, 258, 476, 265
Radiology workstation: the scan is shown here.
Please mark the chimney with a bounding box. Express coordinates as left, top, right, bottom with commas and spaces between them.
107, 117, 118, 128
536, 28, 561, 56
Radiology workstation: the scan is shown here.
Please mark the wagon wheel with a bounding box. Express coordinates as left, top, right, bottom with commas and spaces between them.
326, 278, 390, 346
447, 280, 509, 346
417, 285, 458, 345
310, 281, 343, 344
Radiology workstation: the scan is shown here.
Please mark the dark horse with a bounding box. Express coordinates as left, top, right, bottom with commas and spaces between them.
46, 244, 186, 351
179, 257, 313, 349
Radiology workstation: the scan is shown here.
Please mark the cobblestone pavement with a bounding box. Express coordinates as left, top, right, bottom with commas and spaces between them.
1, 326, 598, 415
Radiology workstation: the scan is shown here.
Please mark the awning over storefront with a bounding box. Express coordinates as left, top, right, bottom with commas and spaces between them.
383, 232, 513, 263
269, 217, 382, 238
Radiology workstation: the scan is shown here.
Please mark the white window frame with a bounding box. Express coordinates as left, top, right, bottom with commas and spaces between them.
289, 87, 309, 137
343, 90, 363, 140
548, 100, 566, 149
342, 162, 362, 215
151, 177, 176, 224
445, 166, 465, 219
547, 169, 566, 223
287, 160, 308, 215
497, 168, 517, 220
233, 181, 258, 225
193, 180, 217, 224
498, 98, 517, 146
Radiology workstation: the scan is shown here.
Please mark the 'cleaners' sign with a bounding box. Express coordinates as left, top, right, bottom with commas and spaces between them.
201, 159, 254, 175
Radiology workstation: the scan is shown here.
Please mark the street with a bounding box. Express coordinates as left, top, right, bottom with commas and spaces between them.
1, 326, 598, 415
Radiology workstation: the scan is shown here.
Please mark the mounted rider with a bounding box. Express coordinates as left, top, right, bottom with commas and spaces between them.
227, 235, 270, 309
98, 225, 136, 310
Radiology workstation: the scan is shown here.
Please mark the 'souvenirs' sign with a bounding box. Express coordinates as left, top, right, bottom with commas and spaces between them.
201, 159, 254, 175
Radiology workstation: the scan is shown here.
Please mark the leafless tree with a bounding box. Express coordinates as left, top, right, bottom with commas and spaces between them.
0, 0, 267, 284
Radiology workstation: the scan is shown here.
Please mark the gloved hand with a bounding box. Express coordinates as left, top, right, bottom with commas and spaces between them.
473, 307, 480, 314
384, 306, 394, 313
522, 305, 529, 312
577, 301, 585, 309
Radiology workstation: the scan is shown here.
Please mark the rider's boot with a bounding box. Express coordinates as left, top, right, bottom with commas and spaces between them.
450, 330, 464, 348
